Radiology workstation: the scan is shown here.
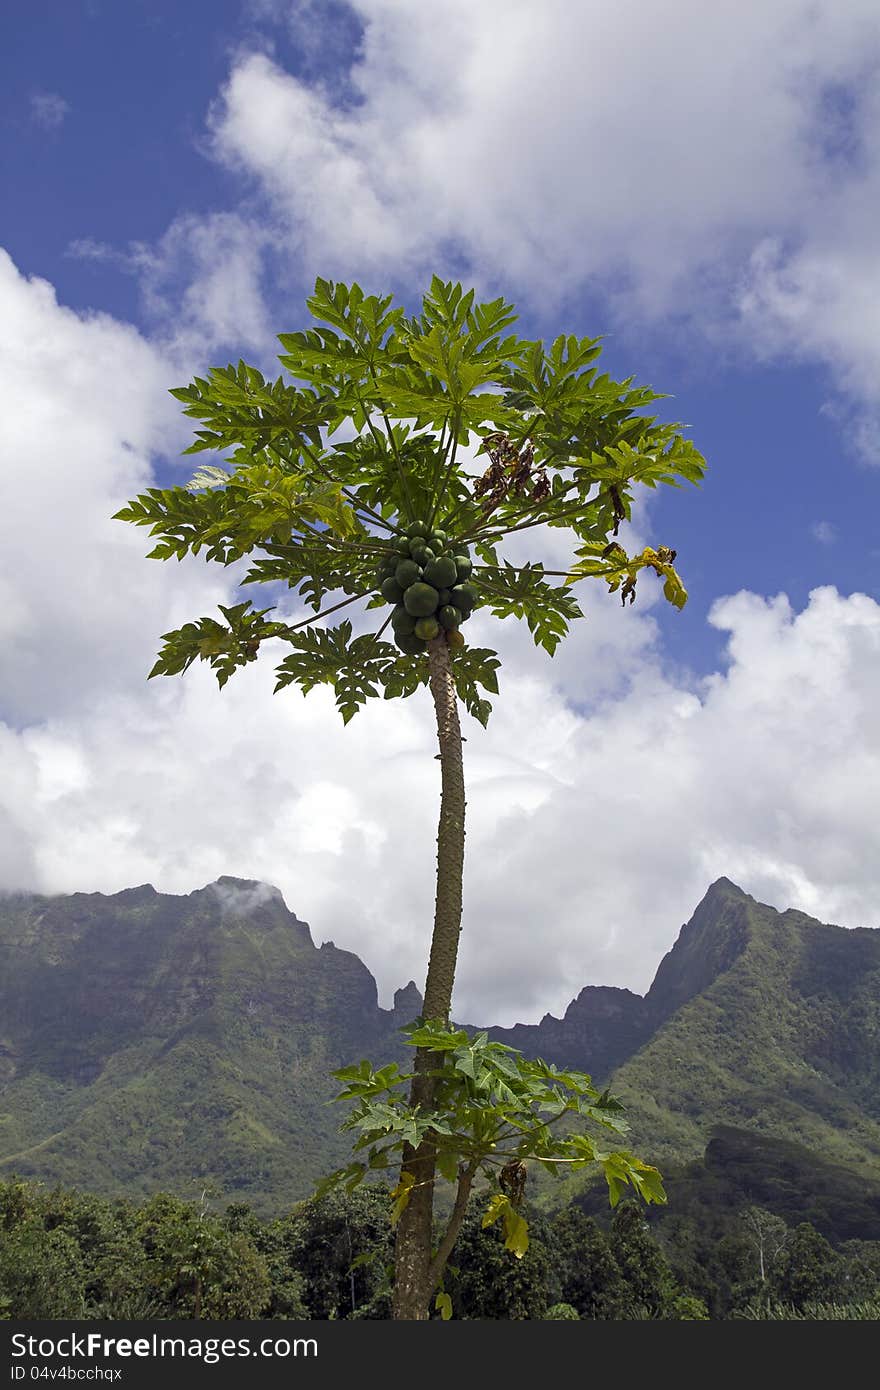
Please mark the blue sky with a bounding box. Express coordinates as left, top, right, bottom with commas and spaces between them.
2, 1, 879, 1022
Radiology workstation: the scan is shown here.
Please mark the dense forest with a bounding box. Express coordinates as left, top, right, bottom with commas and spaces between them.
4, 1148, 880, 1321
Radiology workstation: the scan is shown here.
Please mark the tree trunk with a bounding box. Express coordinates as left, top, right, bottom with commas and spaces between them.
391, 635, 467, 1320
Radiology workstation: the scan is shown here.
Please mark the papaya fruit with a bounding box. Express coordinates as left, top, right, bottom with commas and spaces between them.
407, 519, 430, 538
446, 628, 465, 649
438, 605, 460, 630
395, 559, 422, 589
453, 554, 472, 582
423, 555, 458, 589
390, 606, 416, 634
428, 529, 448, 548
414, 615, 440, 640
410, 544, 435, 567
403, 581, 440, 617
395, 631, 424, 655
449, 583, 477, 614
438, 588, 452, 605
381, 576, 405, 604
394, 537, 411, 556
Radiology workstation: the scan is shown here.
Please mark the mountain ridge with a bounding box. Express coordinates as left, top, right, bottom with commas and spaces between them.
1, 874, 878, 1210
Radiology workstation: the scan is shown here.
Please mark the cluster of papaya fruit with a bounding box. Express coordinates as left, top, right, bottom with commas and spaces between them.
376, 519, 478, 655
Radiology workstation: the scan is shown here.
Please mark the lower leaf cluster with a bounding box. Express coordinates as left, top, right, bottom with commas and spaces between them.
318, 1022, 666, 1256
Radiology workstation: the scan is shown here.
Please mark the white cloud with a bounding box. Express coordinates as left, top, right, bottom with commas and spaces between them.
1, 257, 877, 1026
205, 3, 880, 374
4, 573, 879, 1026
55, 2, 880, 458
0, 251, 222, 726
6, 0, 880, 1029
68, 213, 278, 365
736, 215, 880, 463
30, 91, 69, 131
811, 520, 837, 545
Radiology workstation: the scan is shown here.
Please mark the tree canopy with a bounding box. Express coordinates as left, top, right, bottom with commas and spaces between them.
114, 276, 704, 726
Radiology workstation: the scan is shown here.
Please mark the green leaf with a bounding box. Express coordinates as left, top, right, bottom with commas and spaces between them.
147, 602, 286, 688
477, 560, 583, 654
482, 1193, 509, 1230
448, 645, 501, 725
274, 621, 399, 723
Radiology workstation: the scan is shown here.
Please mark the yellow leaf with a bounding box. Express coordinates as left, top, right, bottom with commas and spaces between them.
389, 1171, 416, 1227
502, 1207, 530, 1259
481, 1193, 509, 1229
435, 1292, 453, 1320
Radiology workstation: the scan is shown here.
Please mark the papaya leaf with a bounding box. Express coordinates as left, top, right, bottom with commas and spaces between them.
390, 1172, 416, 1227
435, 1291, 453, 1321
148, 602, 287, 689
448, 645, 501, 726
477, 560, 583, 654
481, 1193, 510, 1230
274, 621, 400, 723
502, 1205, 530, 1259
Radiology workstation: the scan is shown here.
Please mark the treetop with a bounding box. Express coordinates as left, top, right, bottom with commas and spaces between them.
114, 275, 705, 723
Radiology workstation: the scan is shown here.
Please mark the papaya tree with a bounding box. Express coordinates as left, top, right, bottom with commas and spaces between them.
114, 276, 705, 1319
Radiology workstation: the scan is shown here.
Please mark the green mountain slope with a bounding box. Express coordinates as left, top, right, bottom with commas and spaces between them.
1, 874, 878, 1212
0, 878, 419, 1212
606, 878, 880, 1171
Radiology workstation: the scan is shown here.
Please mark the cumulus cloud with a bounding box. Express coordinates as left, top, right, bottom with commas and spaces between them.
204, 2, 880, 384
4, 575, 879, 1026
67, 213, 278, 365
3, 248, 878, 1023
811, 520, 837, 545
0, 251, 222, 727
30, 91, 69, 131
57, 3, 880, 456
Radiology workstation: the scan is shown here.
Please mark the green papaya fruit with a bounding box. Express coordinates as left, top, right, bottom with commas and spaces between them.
449, 582, 477, 614
395, 631, 424, 655
423, 555, 458, 589
407, 519, 431, 538
381, 576, 405, 604
453, 554, 473, 581
414, 615, 440, 640
438, 605, 460, 630
395, 559, 422, 589
390, 606, 416, 634
403, 582, 440, 617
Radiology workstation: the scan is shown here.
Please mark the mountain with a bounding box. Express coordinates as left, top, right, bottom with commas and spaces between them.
606, 878, 880, 1173
1, 874, 878, 1211
490, 877, 880, 1178
0, 877, 422, 1211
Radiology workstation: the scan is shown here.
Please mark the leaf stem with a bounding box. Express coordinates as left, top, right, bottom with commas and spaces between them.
284, 590, 369, 633
428, 411, 459, 530
473, 563, 575, 579
295, 438, 401, 535
463, 487, 613, 547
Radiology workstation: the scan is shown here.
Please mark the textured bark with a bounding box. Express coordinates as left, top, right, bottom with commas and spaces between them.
392, 635, 467, 1320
